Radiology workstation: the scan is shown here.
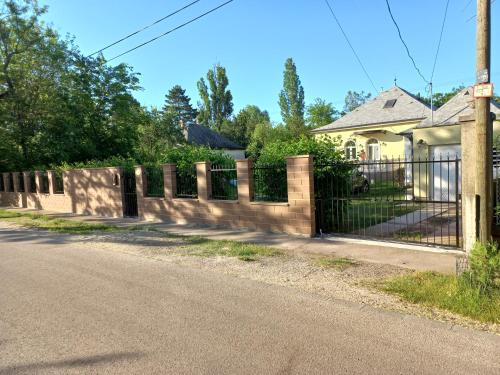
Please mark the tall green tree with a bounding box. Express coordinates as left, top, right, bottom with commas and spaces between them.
221, 105, 270, 147
343, 90, 371, 113
197, 64, 233, 131
416, 86, 465, 109
278, 58, 305, 136
163, 84, 197, 126
306, 98, 338, 128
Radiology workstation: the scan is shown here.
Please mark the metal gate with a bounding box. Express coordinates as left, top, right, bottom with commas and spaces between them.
314, 158, 462, 248
122, 170, 138, 217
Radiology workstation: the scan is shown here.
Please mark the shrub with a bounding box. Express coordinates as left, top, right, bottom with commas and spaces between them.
53, 156, 137, 172
161, 144, 232, 172
462, 241, 500, 294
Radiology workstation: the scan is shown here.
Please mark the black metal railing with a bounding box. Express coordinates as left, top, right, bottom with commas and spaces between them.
144, 166, 164, 197
176, 165, 198, 198
314, 157, 461, 248
211, 162, 238, 200
40, 172, 50, 193
0, 175, 4, 191
7, 173, 14, 192
53, 171, 64, 194
252, 162, 288, 202
17, 173, 25, 192
29, 172, 37, 193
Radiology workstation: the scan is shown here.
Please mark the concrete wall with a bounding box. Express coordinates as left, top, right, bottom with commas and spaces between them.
136, 156, 316, 236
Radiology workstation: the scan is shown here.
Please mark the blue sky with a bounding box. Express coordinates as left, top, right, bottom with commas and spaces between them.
40, 0, 498, 122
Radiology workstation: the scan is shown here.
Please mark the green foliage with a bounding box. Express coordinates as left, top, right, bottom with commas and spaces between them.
256, 135, 344, 166
53, 156, 137, 172
462, 242, 500, 294
220, 105, 270, 147
343, 90, 371, 113
416, 86, 465, 109
306, 98, 339, 128
161, 144, 232, 172
163, 84, 198, 126
278, 58, 306, 136
246, 122, 292, 159
197, 64, 233, 131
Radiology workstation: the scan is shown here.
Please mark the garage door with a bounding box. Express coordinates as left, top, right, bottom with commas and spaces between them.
430, 144, 461, 201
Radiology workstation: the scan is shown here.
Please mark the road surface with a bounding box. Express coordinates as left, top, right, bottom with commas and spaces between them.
0, 224, 498, 374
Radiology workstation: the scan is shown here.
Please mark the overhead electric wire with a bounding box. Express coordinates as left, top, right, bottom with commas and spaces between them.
430, 0, 450, 83
106, 0, 234, 63
89, 0, 202, 56
385, 0, 429, 84
323, 0, 379, 93
466, 0, 496, 22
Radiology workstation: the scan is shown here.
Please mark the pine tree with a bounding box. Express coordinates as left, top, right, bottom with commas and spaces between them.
163, 85, 198, 126
278, 58, 305, 136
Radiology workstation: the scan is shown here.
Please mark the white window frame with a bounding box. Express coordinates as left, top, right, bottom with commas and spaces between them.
345, 140, 357, 160
367, 138, 380, 161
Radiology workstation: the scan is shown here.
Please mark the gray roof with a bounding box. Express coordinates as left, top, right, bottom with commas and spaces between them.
417, 86, 500, 128
184, 123, 244, 150
312, 86, 431, 133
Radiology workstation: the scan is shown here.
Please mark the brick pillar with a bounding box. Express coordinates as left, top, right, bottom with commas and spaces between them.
286, 155, 316, 237
12, 172, 19, 193
135, 165, 145, 218
23, 172, 31, 193
236, 159, 252, 204
47, 171, 55, 195
2, 173, 7, 192
163, 164, 176, 200
196, 162, 211, 202
34, 171, 42, 194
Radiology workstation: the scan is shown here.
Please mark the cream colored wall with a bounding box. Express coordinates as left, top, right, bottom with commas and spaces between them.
314, 121, 420, 160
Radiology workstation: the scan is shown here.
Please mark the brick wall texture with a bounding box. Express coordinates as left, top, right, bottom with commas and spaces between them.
0, 156, 316, 237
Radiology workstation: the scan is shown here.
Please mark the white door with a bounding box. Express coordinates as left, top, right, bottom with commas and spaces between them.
430, 144, 461, 201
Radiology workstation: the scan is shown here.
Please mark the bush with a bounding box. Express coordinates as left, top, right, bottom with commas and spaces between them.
52, 156, 137, 172
161, 144, 232, 172
462, 242, 500, 294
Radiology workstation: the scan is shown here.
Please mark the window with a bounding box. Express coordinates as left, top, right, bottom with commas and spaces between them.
367, 139, 380, 161
383, 99, 397, 108
345, 140, 357, 160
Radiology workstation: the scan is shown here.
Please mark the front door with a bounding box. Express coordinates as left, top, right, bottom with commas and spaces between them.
122, 170, 138, 217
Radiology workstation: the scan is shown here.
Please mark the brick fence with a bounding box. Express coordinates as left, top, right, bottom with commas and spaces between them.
0, 155, 316, 237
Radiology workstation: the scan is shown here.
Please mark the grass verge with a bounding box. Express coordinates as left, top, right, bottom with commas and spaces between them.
0, 209, 118, 234
377, 271, 500, 324
314, 256, 358, 270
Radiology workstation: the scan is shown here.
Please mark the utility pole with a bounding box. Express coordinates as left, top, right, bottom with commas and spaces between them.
475, 0, 492, 243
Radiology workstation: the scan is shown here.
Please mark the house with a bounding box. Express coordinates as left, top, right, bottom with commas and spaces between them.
311, 85, 432, 160
182, 122, 245, 159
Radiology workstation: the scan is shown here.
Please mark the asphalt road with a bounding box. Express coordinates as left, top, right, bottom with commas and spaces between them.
0, 224, 499, 374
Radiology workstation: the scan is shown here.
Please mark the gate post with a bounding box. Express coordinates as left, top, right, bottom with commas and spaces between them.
286, 155, 316, 237
460, 115, 477, 252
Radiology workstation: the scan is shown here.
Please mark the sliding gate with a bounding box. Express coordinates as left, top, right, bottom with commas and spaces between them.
314, 158, 462, 248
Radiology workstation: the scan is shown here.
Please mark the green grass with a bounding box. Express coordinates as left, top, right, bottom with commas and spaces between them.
0, 209, 118, 234
314, 256, 358, 269
378, 272, 500, 323
180, 236, 283, 261
393, 230, 424, 240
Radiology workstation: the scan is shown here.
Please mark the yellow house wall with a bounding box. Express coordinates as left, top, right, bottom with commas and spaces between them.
314, 121, 420, 159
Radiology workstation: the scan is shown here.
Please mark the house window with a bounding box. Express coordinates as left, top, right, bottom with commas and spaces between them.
345, 140, 357, 160
367, 139, 380, 161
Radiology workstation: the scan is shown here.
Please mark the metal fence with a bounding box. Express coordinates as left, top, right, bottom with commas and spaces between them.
144, 166, 164, 197
252, 163, 288, 202
0, 175, 4, 191
314, 157, 461, 248
53, 171, 64, 194
6, 173, 14, 192
40, 172, 50, 193
17, 173, 24, 192
28, 172, 36, 193
211, 162, 238, 200
176, 165, 198, 199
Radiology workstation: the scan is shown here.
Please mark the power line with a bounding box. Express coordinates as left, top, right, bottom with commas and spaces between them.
430, 0, 450, 83
106, 0, 235, 63
385, 0, 429, 84
322, 0, 379, 93
89, 0, 202, 57
466, 0, 497, 22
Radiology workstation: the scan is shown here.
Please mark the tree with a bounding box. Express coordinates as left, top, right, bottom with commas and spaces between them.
278, 58, 305, 136
416, 86, 465, 109
343, 90, 371, 113
197, 64, 233, 131
221, 105, 270, 147
163, 85, 197, 126
246, 122, 292, 159
306, 98, 339, 128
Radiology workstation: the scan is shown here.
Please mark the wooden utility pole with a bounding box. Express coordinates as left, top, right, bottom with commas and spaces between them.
475, 0, 492, 243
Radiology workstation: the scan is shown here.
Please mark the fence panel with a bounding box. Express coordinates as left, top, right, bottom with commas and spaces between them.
40, 172, 50, 194
0, 175, 4, 191
211, 162, 238, 200
252, 163, 288, 202
17, 173, 25, 192
29, 172, 37, 193
7, 173, 14, 192
176, 165, 198, 199
53, 171, 64, 194
144, 167, 164, 198
314, 157, 461, 248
